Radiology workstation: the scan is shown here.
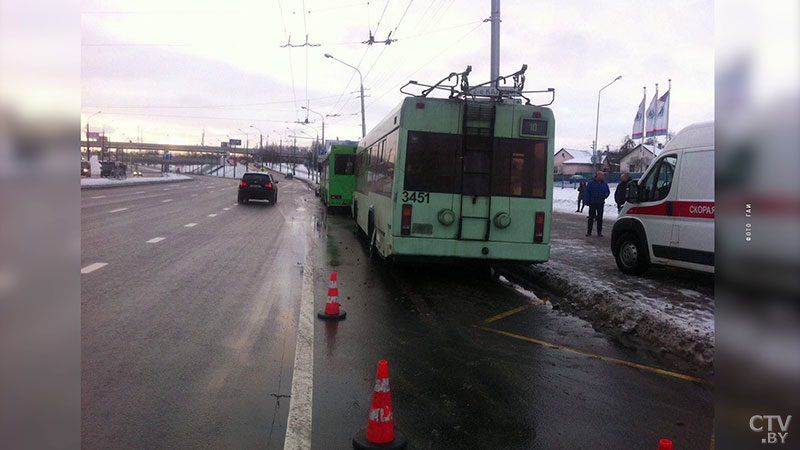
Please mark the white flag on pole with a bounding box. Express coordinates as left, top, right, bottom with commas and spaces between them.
653, 90, 670, 136
632, 96, 646, 139
645, 92, 659, 137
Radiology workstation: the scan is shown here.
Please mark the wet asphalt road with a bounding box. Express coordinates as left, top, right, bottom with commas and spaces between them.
82, 174, 713, 449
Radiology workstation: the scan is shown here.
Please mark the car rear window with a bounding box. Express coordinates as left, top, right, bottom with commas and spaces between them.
242, 174, 271, 184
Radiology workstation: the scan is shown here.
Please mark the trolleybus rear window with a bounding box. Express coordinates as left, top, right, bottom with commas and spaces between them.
404, 131, 461, 194
492, 138, 547, 198
334, 154, 355, 175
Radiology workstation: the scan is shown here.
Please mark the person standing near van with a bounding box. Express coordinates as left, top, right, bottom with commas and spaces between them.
614, 173, 630, 212
585, 171, 610, 237
576, 179, 587, 212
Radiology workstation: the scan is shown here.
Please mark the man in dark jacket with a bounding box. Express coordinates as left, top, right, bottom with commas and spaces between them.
614, 173, 630, 212
585, 171, 610, 237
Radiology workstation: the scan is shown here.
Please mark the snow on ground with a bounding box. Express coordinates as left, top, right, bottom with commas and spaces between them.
264, 163, 317, 184
81, 173, 192, 188
514, 234, 714, 368
552, 182, 619, 219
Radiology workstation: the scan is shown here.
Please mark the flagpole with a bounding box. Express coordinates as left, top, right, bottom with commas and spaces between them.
641, 86, 646, 148
653, 83, 659, 148
666, 79, 672, 142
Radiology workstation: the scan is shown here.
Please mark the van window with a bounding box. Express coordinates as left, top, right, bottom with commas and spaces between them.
640, 155, 677, 202
678, 150, 714, 200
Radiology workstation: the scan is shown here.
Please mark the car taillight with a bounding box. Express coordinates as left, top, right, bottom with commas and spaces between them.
265, 183, 273, 188
239, 182, 247, 187
401, 204, 412, 236
331, 195, 341, 199
534, 212, 545, 243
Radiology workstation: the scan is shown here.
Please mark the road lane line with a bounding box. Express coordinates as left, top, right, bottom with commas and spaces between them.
162, 199, 173, 203
283, 247, 315, 450
81, 262, 108, 274
135, 191, 145, 194
109, 208, 128, 213
146, 237, 166, 243
208, 214, 217, 217
480, 304, 534, 325
475, 325, 710, 385
223, 207, 230, 211
191, 194, 198, 197
162, 188, 170, 191
184, 223, 197, 227
91, 195, 106, 199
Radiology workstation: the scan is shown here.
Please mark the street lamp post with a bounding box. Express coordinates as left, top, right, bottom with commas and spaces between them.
302, 106, 325, 182
324, 53, 366, 138
593, 75, 622, 173
85, 110, 101, 160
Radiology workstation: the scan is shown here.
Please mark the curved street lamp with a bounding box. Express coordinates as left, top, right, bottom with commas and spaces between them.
593, 75, 622, 172
324, 53, 366, 138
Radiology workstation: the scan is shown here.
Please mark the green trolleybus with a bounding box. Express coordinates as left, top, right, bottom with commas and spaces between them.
319, 143, 357, 207
352, 82, 555, 263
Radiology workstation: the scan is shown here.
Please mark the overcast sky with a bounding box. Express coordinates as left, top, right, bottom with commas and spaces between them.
81, 0, 714, 151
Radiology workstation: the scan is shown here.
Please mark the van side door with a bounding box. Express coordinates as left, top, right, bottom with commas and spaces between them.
672, 149, 715, 267
628, 154, 678, 264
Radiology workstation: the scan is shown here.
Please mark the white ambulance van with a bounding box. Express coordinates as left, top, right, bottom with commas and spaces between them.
611, 122, 714, 274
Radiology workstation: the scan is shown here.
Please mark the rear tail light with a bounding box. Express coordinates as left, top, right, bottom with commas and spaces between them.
534, 212, 545, 243
265, 183, 273, 188
239, 182, 247, 187
331, 195, 341, 199
401, 204, 412, 236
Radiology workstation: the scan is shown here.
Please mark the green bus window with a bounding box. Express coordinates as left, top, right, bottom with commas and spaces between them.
334, 154, 355, 175
404, 131, 460, 194
493, 138, 547, 198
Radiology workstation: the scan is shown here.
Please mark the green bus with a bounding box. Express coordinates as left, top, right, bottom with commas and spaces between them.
352, 96, 554, 263
319, 143, 357, 207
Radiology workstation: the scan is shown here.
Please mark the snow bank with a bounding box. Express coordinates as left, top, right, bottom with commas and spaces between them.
503, 237, 715, 369
81, 173, 192, 189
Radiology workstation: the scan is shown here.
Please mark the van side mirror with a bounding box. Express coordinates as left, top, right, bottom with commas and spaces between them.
626, 180, 639, 203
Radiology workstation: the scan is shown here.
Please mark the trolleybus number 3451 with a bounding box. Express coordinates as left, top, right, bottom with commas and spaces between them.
401, 191, 430, 203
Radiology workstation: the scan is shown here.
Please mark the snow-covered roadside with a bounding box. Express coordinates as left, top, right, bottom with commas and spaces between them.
552, 183, 619, 219
503, 236, 714, 369
81, 173, 192, 189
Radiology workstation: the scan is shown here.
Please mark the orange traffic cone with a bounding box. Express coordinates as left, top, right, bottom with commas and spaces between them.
318, 272, 347, 320
352, 361, 408, 450
659, 439, 673, 450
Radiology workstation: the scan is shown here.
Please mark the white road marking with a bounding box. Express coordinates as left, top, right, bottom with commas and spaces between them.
191, 194, 198, 197
162, 188, 170, 191
207, 186, 215, 189
208, 214, 217, 217
146, 237, 166, 243
233, 203, 238, 206
184, 223, 197, 227
296, 207, 306, 212
162, 199, 173, 203
81, 262, 108, 274
283, 246, 314, 450
91, 195, 106, 199
109, 208, 128, 213
135, 191, 145, 194
223, 207, 230, 211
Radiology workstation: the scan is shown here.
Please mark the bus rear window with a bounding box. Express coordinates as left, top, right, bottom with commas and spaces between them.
404, 131, 460, 193
334, 154, 355, 175
492, 139, 547, 198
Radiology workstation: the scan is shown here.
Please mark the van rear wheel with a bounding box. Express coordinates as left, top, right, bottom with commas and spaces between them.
614, 232, 649, 275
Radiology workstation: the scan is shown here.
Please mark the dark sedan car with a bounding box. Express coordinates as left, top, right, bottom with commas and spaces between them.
238, 172, 278, 205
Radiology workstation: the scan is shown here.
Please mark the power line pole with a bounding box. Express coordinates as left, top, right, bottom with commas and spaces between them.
490, 0, 501, 86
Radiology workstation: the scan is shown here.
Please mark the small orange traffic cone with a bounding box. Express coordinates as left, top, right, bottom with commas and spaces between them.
318, 272, 346, 320
658, 439, 673, 450
352, 361, 408, 450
